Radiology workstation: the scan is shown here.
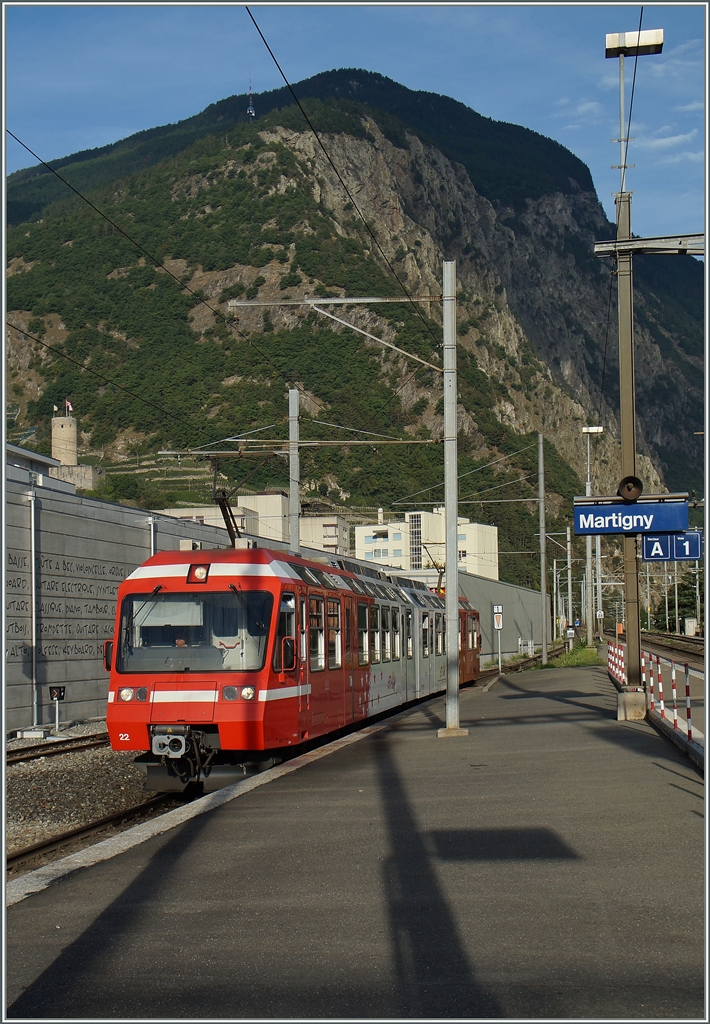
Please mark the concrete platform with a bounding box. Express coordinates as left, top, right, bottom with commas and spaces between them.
6, 665, 704, 1019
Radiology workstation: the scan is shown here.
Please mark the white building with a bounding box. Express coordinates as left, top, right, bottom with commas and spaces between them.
299, 516, 350, 556
153, 493, 350, 556
152, 504, 259, 536
354, 508, 498, 580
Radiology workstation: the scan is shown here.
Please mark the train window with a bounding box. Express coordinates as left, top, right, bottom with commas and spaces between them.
468, 614, 475, 652
405, 608, 413, 659
458, 617, 462, 652
117, 590, 273, 674
357, 603, 369, 665
422, 612, 430, 658
370, 605, 381, 664
381, 606, 391, 662
309, 596, 325, 671
327, 599, 342, 669
435, 613, 444, 656
392, 608, 401, 661
273, 592, 296, 671
300, 596, 307, 662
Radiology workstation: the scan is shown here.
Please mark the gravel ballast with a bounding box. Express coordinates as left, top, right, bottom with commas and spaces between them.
6, 725, 148, 854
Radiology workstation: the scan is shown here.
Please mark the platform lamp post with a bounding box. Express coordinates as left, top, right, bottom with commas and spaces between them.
605, 27, 664, 703
582, 426, 603, 647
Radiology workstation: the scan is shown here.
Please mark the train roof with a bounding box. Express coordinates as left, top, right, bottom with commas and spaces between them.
126, 545, 477, 612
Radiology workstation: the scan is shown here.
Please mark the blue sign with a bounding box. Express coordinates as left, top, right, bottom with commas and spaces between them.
642, 531, 702, 562
574, 500, 688, 536
642, 535, 672, 560
674, 531, 702, 560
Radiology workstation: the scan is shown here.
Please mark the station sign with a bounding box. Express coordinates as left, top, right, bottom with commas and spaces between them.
574, 499, 688, 536
642, 531, 703, 562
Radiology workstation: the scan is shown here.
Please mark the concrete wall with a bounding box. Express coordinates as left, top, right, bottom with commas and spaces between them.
456, 572, 551, 663
6, 466, 233, 734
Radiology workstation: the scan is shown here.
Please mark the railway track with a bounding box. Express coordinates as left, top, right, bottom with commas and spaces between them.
7, 733, 110, 765
606, 629, 704, 660
6, 793, 181, 874
6, 649, 563, 876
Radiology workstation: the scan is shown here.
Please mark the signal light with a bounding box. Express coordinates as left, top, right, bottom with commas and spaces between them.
187, 564, 210, 583
223, 686, 238, 701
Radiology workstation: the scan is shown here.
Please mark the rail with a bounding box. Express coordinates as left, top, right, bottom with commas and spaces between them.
605, 628, 703, 659
7, 733, 110, 766
6, 794, 179, 873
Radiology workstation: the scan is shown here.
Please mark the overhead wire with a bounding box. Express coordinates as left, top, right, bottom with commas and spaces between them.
244, 6, 441, 353
596, 5, 644, 423
244, 6, 445, 438
6, 322, 216, 441
393, 441, 538, 504
6, 129, 326, 418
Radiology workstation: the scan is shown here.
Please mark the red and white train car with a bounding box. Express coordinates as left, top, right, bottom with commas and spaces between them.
105, 547, 481, 790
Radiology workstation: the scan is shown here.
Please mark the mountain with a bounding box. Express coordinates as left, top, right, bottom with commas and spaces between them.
8, 69, 594, 226
6, 72, 704, 587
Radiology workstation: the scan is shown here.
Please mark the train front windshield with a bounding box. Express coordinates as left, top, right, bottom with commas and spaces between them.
117, 591, 273, 673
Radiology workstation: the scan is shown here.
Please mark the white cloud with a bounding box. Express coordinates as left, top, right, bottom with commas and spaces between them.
574, 100, 602, 117
659, 150, 705, 165
676, 101, 704, 113
636, 129, 698, 151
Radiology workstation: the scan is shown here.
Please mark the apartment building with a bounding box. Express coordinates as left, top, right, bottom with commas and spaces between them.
353, 507, 498, 580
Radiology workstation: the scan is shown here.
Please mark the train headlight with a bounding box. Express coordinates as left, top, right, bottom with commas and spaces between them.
119, 687, 134, 702
240, 686, 256, 701
223, 686, 238, 701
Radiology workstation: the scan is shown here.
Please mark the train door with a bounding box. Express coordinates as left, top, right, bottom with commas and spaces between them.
327, 596, 344, 727
420, 610, 432, 695
405, 606, 415, 699
355, 600, 370, 719
343, 597, 355, 723
298, 593, 311, 739
308, 592, 327, 731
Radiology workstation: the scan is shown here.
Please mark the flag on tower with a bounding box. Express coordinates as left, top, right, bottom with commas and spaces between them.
53, 405, 59, 412
66, 399, 74, 413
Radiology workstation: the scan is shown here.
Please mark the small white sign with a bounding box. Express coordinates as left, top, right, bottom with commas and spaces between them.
494, 612, 503, 631
566, 628, 575, 638
596, 609, 605, 619
493, 604, 503, 614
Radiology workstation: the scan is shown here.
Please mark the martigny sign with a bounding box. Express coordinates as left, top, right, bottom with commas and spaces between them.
574, 498, 688, 536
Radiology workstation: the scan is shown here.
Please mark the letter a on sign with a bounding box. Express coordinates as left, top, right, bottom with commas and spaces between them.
650, 541, 664, 557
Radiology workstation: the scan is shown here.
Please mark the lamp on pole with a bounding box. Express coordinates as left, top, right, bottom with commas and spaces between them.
605, 26, 663, 712
582, 426, 603, 647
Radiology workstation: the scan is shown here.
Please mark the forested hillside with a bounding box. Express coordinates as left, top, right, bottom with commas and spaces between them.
6, 74, 703, 587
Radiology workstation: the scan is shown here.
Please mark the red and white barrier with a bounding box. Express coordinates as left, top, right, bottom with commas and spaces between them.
671, 661, 678, 730
685, 663, 693, 744
607, 641, 627, 686
648, 652, 655, 712
657, 655, 665, 720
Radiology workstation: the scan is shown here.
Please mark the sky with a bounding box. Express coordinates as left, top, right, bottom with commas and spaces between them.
3, 3, 706, 238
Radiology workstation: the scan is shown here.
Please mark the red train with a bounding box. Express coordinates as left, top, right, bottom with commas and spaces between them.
104, 546, 482, 790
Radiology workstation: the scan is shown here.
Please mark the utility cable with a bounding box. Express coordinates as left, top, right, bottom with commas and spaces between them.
6, 129, 325, 415
621, 6, 644, 192
244, 6, 441, 354
6, 322, 217, 441
393, 441, 538, 504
